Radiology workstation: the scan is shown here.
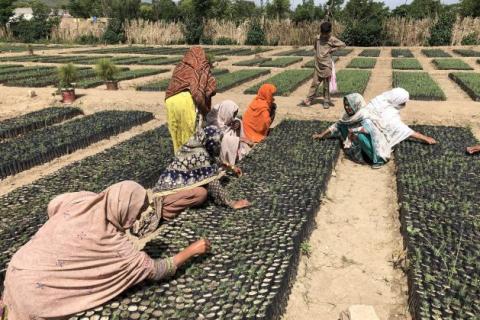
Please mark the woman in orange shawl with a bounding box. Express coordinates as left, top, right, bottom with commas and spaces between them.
242, 84, 277, 144
165, 46, 217, 152
1, 181, 210, 320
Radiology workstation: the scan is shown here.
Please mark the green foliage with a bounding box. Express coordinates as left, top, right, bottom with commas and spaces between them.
347, 58, 376, 69
9, 0, 60, 42
405, 0, 442, 19
215, 69, 270, 92
358, 49, 380, 57
428, 11, 456, 46
459, 0, 480, 17
453, 49, 480, 57
57, 63, 78, 88
95, 58, 119, 81
392, 58, 423, 70
432, 59, 473, 70
244, 69, 313, 96
421, 49, 451, 57
233, 57, 271, 66
230, 0, 259, 21
341, 0, 388, 46
391, 49, 414, 57
259, 57, 302, 68
216, 37, 238, 45
77, 68, 167, 88
329, 69, 371, 95
181, 0, 212, 44
152, 0, 179, 21
75, 33, 100, 45
392, 71, 446, 100
300, 241, 312, 257
245, 21, 266, 46
67, 0, 101, 18
266, 0, 290, 19
102, 0, 140, 20
449, 72, 480, 101
291, 0, 324, 23
101, 18, 125, 44
461, 33, 479, 45
0, 0, 15, 27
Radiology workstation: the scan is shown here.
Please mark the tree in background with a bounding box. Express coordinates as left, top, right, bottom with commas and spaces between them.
341, 0, 388, 46
292, 0, 324, 23
459, 0, 480, 17
231, 0, 260, 22
68, 0, 102, 18
266, 0, 290, 19
10, 0, 61, 42
324, 0, 343, 21
152, 0, 180, 21
182, 0, 212, 44
0, 0, 15, 28
100, 0, 140, 43
428, 10, 456, 45
391, 4, 409, 17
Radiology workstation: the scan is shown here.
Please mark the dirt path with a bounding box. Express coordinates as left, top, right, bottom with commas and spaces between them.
283, 156, 409, 320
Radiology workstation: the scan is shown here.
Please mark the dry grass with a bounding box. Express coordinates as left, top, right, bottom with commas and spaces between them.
124, 19, 184, 45
451, 16, 480, 45
51, 17, 107, 42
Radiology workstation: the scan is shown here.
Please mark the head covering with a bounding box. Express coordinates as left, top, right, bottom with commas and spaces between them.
153, 125, 223, 195
242, 84, 277, 143
206, 100, 243, 165
382, 88, 409, 109
340, 93, 367, 121
2, 181, 155, 319
165, 46, 217, 115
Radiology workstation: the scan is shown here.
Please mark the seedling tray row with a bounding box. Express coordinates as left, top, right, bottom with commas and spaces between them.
0, 110, 153, 178
421, 49, 451, 58
76, 68, 169, 89
216, 69, 271, 92
4, 67, 94, 88
244, 69, 313, 96
233, 57, 272, 66
359, 49, 380, 57
259, 57, 302, 68
392, 71, 446, 101
449, 72, 480, 101
347, 58, 377, 69
0, 106, 83, 140
394, 126, 480, 319
392, 58, 423, 70
453, 49, 480, 57
392, 49, 414, 58
71, 120, 340, 320
432, 59, 473, 70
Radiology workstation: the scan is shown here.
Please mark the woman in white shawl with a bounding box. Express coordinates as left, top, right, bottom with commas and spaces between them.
206, 100, 252, 168
314, 88, 437, 167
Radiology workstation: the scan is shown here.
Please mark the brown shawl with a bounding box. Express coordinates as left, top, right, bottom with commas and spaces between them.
2, 181, 155, 320
165, 46, 217, 115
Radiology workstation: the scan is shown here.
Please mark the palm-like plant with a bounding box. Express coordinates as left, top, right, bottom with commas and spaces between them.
95, 59, 119, 82
58, 63, 78, 89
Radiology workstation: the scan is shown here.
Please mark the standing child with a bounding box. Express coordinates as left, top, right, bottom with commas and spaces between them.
301, 21, 346, 109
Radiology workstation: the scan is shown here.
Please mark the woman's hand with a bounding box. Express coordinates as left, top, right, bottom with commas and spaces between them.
231, 199, 251, 210
240, 137, 254, 146
467, 145, 480, 154
230, 120, 241, 131
233, 166, 243, 177
187, 239, 211, 256
423, 136, 437, 145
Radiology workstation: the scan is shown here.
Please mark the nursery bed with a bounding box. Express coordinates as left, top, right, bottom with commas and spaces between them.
244, 69, 313, 96
233, 57, 272, 66
394, 125, 480, 319
322, 69, 371, 96
347, 58, 377, 69
392, 58, 423, 70
449, 72, 480, 101
392, 71, 446, 101
358, 49, 380, 57
453, 49, 480, 57
432, 59, 473, 70
392, 49, 414, 58
0, 110, 153, 178
76, 68, 169, 89
3, 67, 95, 87
136, 69, 229, 92
0, 106, 83, 140
216, 69, 271, 92
259, 57, 303, 68
421, 49, 452, 58
72, 119, 340, 320
301, 56, 339, 68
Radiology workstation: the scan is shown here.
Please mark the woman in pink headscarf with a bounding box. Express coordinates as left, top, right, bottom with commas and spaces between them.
0, 181, 210, 320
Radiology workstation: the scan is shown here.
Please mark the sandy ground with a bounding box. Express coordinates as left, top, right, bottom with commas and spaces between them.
0, 45, 479, 319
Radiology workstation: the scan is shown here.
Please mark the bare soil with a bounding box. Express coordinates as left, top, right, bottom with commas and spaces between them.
0, 45, 479, 319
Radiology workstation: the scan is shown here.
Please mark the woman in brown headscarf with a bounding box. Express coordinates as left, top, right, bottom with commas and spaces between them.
0, 181, 210, 320
165, 46, 217, 153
